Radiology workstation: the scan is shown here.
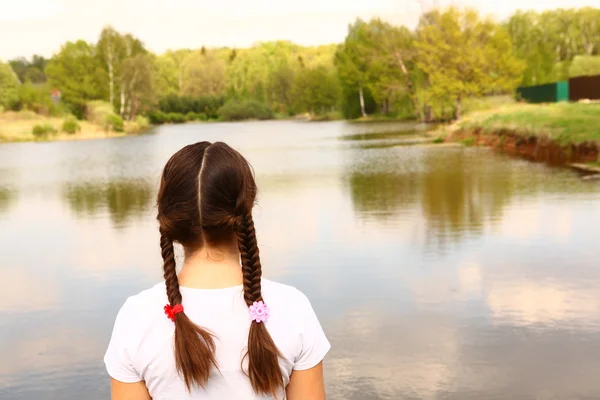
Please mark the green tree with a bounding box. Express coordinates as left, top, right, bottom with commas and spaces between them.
335, 19, 371, 117
0, 62, 20, 109
415, 7, 524, 119
182, 50, 227, 97
506, 11, 556, 86
266, 60, 295, 113
97, 26, 123, 107
507, 8, 600, 86
574, 7, 600, 56
17, 83, 54, 114
154, 49, 191, 96
120, 54, 156, 119
8, 55, 47, 84
97, 27, 147, 116
569, 55, 600, 77
358, 19, 417, 115
45, 40, 107, 118
292, 66, 341, 115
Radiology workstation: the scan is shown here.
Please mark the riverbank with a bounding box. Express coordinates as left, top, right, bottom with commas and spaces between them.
0, 111, 145, 143
443, 102, 600, 166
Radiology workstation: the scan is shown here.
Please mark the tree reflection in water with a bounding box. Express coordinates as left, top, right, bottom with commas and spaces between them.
63, 179, 154, 228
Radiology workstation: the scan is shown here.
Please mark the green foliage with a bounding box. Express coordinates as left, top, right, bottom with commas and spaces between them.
432, 136, 445, 144
167, 113, 186, 123
335, 18, 423, 118
340, 86, 377, 119
9, 55, 48, 84
32, 123, 58, 137
86, 101, 114, 125
569, 56, 600, 77
157, 95, 224, 119
217, 99, 274, 121
507, 8, 600, 86
125, 115, 150, 133
148, 110, 169, 124
135, 115, 149, 129
292, 66, 341, 115
97, 26, 149, 115
105, 113, 124, 132
185, 112, 202, 121
45, 40, 107, 118
182, 51, 227, 97
0, 62, 20, 109
61, 117, 81, 134
415, 7, 525, 119
16, 83, 61, 115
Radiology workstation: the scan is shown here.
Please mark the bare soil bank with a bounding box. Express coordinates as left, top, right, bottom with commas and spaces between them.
451, 128, 599, 165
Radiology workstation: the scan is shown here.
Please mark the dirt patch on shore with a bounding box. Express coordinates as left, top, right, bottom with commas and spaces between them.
451, 129, 599, 165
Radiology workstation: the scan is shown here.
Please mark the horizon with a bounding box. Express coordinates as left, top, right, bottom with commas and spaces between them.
1, 0, 598, 60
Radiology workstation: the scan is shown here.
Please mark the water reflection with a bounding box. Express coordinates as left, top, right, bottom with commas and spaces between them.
0, 187, 15, 213
420, 150, 512, 238
63, 180, 154, 228
348, 171, 418, 218
345, 145, 598, 246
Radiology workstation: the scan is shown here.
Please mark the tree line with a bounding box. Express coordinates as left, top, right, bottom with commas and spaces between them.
0, 6, 598, 123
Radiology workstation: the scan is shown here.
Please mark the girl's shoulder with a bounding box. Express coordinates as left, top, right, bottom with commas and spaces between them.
261, 279, 318, 319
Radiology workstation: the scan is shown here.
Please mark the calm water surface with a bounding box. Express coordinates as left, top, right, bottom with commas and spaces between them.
1, 121, 600, 399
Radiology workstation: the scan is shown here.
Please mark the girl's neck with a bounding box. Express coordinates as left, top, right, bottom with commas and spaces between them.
177, 244, 243, 289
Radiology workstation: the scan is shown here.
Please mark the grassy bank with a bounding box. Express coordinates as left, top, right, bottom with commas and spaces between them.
457, 102, 600, 145
439, 102, 600, 166
0, 111, 147, 143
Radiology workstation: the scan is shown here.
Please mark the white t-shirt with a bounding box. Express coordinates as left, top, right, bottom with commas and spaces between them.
104, 279, 331, 399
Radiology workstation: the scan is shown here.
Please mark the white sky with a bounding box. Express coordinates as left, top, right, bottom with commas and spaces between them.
1, 0, 598, 60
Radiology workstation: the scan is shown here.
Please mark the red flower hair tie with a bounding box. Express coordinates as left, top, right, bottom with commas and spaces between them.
164, 304, 184, 322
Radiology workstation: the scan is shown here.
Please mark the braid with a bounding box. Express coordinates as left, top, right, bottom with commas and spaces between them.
159, 227, 218, 391
237, 213, 262, 306
161, 228, 182, 305
237, 212, 284, 397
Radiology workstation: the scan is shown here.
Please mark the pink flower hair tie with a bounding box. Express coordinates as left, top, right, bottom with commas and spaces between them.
164, 304, 184, 322
249, 301, 270, 323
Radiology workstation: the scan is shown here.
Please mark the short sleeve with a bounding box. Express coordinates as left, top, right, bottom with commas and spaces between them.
293, 292, 331, 371
104, 298, 142, 383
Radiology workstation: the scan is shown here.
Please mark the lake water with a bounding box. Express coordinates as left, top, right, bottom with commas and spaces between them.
1, 120, 600, 400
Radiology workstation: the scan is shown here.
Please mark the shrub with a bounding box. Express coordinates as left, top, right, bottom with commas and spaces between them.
135, 115, 149, 130
432, 136, 444, 144
217, 99, 274, 122
61, 117, 81, 134
125, 115, 150, 133
148, 110, 168, 124
167, 112, 186, 124
104, 113, 124, 132
17, 83, 55, 115
186, 112, 200, 121
569, 55, 600, 78
87, 101, 114, 125
158, 94, 225, 118
32, 123, 57, 138
17, 110, 39, 120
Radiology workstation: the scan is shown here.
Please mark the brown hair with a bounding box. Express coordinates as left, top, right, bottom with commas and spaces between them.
156, 142, 283, 396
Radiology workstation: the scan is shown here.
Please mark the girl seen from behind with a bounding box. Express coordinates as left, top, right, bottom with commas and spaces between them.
104, 142, 330, 399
